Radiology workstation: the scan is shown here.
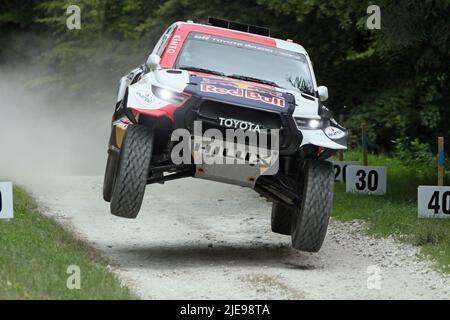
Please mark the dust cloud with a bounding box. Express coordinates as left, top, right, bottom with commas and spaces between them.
0, 67, 113, 179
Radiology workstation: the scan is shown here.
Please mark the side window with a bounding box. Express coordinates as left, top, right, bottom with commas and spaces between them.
154, 25, 175, 57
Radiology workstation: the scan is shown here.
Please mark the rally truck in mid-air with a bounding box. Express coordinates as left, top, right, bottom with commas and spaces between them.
103, 18, 347, 252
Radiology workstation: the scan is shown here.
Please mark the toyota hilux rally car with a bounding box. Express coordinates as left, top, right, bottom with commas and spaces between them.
103, 18, 347, 252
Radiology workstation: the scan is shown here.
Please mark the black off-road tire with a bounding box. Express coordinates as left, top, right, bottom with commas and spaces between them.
110, 125, 153, 219
291, 160, 334, 252
103, 152, 118, 202
271, 202, 293, 235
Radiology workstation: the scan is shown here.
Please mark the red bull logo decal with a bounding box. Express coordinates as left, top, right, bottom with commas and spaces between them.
201, 78, 283, 97
200, 83, 285, 108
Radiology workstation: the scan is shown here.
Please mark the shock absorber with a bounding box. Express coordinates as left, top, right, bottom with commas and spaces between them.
283, 156, 292, 174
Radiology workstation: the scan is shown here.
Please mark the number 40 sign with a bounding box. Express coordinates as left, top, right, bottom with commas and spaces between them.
418, 186, 450, 219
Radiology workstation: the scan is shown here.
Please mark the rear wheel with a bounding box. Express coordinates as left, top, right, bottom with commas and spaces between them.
291, 160, 334, 252
110, 125, 153, 219
271, 202, 293, 235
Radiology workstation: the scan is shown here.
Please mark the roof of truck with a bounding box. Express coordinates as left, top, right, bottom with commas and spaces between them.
178, 21, 307, 54
159, 21, 308, 69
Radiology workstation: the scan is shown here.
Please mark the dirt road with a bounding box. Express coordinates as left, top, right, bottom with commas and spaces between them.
23, 176, 449, 299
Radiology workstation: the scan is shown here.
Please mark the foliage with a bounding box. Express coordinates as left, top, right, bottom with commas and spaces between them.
0, 185, 135, 299
0, 0, 449, 153
393, 137, 436, 167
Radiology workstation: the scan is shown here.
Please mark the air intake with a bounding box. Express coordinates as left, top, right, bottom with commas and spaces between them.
208, 17, 270, 37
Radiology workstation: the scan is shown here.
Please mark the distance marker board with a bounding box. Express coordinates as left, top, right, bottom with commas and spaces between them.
418, 186, 450, 219
0, 182, 13, 219
332, 161, 359, 182
345, 166, 387, 195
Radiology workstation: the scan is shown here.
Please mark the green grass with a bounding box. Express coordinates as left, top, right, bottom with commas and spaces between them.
332, 151, 450, 273
0, 186, 136, 299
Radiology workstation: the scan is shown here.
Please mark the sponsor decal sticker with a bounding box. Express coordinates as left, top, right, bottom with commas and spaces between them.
200, 83, 285, 108
192, 32, 289, 57
202, 78, 283, 96
324, 126, 346, 140
135, 91, 154, 104
167, 35, 181, 54
218, 117, 262, 133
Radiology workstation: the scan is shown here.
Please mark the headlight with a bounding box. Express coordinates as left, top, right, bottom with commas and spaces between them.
152, 85, 188, 105
294, 117, 323, 130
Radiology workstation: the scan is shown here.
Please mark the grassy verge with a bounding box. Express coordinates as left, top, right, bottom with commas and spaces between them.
332, 151, 450, 273
0, 185, 135, 299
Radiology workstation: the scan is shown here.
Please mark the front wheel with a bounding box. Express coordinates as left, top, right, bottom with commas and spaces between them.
291, 160, 334, 252
110, 125, 153, 219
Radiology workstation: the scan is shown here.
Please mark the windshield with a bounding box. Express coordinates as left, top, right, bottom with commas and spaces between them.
174, 32, 315, 95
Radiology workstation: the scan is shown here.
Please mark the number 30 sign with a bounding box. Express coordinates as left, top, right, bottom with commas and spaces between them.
345, 166, 387, 195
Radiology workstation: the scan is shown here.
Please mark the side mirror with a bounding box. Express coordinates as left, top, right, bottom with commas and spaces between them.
146, 54, 161, 71
317, 86, 329, 102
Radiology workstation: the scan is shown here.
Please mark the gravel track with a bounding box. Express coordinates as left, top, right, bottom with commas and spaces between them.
22, 176, 450, 299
